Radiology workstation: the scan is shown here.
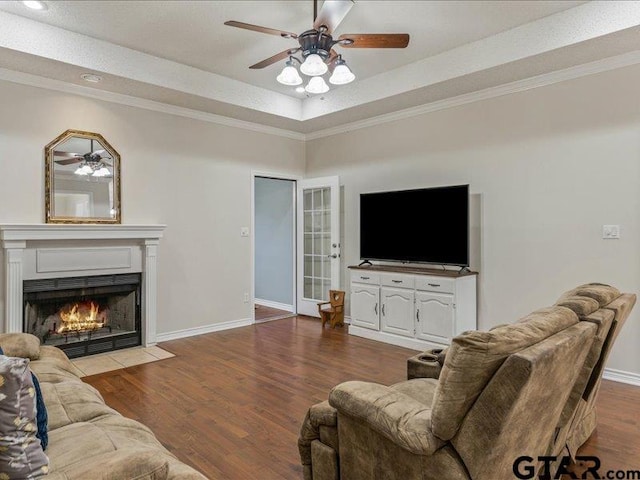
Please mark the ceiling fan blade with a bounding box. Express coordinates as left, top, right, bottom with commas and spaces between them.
54, 151, 82, 157
314, 0, 354, 34
101, 159, 113, 166
249, 48, 300, 69
338, 33, 410, 48
224, 20, 297, 39
55, 158, 83, 165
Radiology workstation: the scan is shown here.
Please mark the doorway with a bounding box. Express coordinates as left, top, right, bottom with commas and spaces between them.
253, 176, 296, 322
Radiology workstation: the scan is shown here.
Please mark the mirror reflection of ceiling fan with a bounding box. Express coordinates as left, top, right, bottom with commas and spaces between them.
225, 0, 410, 93
54, 139, 113, 177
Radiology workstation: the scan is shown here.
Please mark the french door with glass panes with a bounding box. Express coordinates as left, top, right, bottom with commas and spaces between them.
297, 176, 341, 317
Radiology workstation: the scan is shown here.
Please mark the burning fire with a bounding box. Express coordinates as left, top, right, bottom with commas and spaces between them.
57, 301, 105, 334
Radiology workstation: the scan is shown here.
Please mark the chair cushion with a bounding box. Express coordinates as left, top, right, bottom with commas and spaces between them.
556, 295, 600, 317
558, 283, 621, 307
0, 333, 41, 360
329, 380, 445, 455
431, 306, 578, 440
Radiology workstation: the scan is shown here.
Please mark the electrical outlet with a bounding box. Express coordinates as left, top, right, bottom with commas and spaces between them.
243, 293, 249, 303
240, 227, 249, 237
603, 225, 620, 239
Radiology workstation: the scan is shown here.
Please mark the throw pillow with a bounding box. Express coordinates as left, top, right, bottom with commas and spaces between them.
0, 354, 49, 479
0, 346, 48, 450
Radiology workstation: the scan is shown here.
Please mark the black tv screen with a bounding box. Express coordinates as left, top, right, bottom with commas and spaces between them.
360, 185, 469, 266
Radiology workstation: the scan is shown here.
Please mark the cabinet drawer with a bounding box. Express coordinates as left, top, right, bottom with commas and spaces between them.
415, 277, 455, 294
380, 273, 415, 289
351, 271, 380, 285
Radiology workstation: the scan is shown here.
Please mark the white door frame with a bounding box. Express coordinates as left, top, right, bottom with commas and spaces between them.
250, 171, 301, 323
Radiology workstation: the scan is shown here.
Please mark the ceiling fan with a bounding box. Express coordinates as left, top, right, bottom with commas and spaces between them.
224, 0, 409, 93
54, 139, 112, 177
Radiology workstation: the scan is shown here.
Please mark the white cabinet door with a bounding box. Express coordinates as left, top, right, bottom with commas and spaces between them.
350, 285, 380, 330
415, 291, 455, 343
380, 287, 415, 338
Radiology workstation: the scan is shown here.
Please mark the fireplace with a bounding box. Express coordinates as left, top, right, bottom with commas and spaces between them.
24, 273, 141, 358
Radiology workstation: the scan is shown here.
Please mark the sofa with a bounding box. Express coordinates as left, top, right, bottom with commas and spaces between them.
298, 283, 636, 480
0, 334, 208, 480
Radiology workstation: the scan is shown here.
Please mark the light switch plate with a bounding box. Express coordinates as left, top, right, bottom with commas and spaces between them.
603, 225, 620, 239
240, 227, 249, 237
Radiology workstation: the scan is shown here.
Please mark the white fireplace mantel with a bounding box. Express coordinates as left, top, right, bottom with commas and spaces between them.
0, 223, 166, 346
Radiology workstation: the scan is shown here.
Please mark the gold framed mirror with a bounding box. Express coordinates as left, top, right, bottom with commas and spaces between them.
45, 129, 121, 224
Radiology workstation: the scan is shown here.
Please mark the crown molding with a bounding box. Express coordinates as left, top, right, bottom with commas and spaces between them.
2, 49, 640, 144
305, 49, 640, 141
0, 67, 306, 141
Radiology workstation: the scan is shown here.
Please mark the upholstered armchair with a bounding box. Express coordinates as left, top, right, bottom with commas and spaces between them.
299, 283, 635, 480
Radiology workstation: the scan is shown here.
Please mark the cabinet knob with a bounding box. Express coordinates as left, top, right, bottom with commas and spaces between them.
361, 276, 370, 280
428, 283, 440, 287
374, 303, 378, 315
416, 309, 420, 321
392, 280, 403, 284
327, 254, 338, 259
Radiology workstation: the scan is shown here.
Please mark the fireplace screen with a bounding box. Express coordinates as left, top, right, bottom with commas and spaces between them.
24, 273, 141, 358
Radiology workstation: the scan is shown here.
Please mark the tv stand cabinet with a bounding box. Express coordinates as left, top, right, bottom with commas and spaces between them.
348, 265, 477, 350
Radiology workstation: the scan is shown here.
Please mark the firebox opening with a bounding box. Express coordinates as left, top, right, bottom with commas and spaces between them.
24, 274, 141, 358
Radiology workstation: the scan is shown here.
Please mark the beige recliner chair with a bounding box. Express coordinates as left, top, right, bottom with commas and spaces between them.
299, 283, 635, 480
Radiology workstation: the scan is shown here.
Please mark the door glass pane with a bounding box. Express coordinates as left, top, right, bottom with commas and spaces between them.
302, 186, 331, 302
304, 277, 313, 299
304, 212, 312, 232
304, 255, 312, 277
322, 188, 331, 208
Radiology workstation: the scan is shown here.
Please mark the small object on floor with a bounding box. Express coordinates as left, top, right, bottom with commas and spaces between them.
318, 290, 345, 328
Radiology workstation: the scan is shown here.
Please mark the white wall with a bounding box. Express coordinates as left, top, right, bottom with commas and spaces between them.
254, 177, 294, 306
0, 80, 305, 337
306, 64, 640, 377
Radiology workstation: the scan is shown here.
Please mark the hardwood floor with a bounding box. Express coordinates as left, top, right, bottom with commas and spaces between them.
254, 304, 294, 322
84, 316, 640, 480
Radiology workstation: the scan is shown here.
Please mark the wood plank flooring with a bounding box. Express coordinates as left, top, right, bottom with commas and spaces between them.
254, 304, 294, 322
84, 316, 640, 480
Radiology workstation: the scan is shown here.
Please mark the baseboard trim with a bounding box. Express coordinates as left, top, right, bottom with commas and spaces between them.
156, 317, 253, 342
348, 325, 443, 352
254, 298, 294, 312
603, 367, 640, 387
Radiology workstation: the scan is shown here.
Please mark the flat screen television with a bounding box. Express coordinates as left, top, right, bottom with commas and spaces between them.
360, 185, 469, 266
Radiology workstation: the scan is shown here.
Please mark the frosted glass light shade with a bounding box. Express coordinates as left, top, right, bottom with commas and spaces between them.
329, 63, 355, 85
305, 76, 330, 94
300, 54, 328, 76
92, 167, 111, 177
74, 164, 93, 175
276, 65, 302, 86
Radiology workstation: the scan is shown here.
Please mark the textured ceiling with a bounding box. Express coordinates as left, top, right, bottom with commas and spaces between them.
0, 1, 639, 135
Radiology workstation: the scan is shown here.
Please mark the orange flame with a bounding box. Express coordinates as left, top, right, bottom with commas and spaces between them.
57, 301, 105, 334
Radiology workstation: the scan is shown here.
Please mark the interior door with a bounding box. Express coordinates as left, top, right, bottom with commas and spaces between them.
297, 176, 341, 317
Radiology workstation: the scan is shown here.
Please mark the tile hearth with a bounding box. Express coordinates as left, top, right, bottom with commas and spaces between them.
72, 345, 175, 376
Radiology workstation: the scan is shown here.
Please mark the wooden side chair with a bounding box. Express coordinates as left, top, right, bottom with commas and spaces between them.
317, 290, 345, 328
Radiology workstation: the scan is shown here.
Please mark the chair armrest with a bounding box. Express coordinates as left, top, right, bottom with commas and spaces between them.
407, 348, 448, 380
298, 400, 337, 467
0, 333, 41, 360
317, 301, 331, 306
329, 381, 444, 455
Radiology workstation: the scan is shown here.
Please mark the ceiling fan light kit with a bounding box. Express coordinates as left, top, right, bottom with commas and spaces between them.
227, 0, 408, 95
299, 53, 329, 77
276, 60, 303, 85
305, 76, 330, 94
329, 58, 355, 85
